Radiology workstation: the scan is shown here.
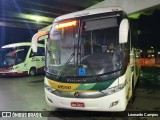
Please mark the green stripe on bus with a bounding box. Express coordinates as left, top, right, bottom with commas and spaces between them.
76, 78, 116, 91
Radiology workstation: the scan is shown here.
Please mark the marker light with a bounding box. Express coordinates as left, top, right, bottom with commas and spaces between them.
55, 20, 77, 29
110, 100, 119, 108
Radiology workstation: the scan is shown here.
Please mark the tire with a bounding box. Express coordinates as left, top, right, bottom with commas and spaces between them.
29, 67, 36, 76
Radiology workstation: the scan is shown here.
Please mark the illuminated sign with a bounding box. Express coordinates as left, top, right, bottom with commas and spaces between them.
55, 20, 77, 29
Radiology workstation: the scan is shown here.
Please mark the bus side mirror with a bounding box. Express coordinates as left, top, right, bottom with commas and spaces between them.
31, 31, 49, 53
119, 19, 129, 44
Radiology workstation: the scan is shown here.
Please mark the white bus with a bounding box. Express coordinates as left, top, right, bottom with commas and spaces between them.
32, 7, 141, 111
0, 42, 45, 76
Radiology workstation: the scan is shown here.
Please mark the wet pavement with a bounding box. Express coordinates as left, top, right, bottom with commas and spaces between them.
0, 66, 160, 120
0, 76, 53, 112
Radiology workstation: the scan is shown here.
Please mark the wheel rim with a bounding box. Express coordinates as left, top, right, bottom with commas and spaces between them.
30, 69, 36, 76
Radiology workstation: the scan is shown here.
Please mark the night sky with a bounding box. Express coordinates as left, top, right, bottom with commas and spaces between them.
137, 9, 160, 51
0, 9, 160, 51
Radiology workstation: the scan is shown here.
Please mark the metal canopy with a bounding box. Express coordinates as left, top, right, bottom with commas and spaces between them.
0, 0, 102, 29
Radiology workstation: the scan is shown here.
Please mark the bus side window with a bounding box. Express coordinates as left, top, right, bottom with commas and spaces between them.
29, 47, 44, 57
16, 51, 24, 63
29, 50, 34, 58
37, 47, 45, 56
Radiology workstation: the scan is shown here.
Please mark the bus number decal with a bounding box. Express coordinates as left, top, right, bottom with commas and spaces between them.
58, 85, 71, 90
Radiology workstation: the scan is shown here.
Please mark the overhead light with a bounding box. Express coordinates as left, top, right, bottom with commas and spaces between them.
129, 12, 141, 19
34, 16, 41, 22
19, 13, 54, 22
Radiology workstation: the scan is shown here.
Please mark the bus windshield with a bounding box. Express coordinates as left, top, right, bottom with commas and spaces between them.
0, 46, 29, 68
47, 16, 123, 79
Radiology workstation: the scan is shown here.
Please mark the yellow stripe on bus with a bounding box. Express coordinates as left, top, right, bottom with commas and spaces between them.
47, 78, 97, 92
47, 79, 79, 90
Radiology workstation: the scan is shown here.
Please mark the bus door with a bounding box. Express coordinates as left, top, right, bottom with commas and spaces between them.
14, 46, 30, 73
37, 47, 45, 68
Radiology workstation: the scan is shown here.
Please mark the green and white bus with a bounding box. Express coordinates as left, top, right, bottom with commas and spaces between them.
32, 7, 141, 111
0, 42, 45, 76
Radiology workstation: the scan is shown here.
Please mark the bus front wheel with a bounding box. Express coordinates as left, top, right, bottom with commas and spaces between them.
29, 67, 36, 76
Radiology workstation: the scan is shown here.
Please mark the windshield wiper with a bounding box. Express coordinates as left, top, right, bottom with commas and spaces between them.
56, 53, 75, 80
99, 68, 122, 76
81, 56, 101, 81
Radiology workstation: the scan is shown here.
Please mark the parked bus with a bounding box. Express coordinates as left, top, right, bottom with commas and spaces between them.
0, 42, 45, 76
32, 7, 141, 111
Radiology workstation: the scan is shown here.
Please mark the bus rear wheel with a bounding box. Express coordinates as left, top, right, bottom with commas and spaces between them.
29, 68, 36, 76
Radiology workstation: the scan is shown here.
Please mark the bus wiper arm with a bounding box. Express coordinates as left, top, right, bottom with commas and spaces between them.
82, 57, 101, 81
56, 53, 75, 80
99, 68, 122, 76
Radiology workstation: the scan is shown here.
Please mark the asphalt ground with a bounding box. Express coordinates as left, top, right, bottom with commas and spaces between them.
0, 66, 160, 120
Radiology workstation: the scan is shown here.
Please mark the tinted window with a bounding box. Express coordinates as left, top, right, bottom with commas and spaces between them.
37, 47, 45, 56
16, 46, 30, 64
30, 47, 44, 57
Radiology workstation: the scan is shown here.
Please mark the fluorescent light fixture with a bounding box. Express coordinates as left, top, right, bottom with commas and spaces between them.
19, 13, 54, 22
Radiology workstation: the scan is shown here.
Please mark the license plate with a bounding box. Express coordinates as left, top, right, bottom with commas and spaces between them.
71, 102, 85, 107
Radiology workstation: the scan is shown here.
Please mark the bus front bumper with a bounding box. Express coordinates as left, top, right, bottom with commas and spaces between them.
44, 86, 127, 111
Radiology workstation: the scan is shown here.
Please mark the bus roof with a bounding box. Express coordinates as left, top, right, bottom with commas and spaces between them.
54, 7, 122, 22
1, 42, 44, 49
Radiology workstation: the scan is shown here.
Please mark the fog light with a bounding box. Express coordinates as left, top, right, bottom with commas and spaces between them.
109, 100, 119, 108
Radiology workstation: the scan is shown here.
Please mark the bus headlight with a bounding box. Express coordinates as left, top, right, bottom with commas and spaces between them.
44, 84, 55, 93
101, 82, 126, 95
